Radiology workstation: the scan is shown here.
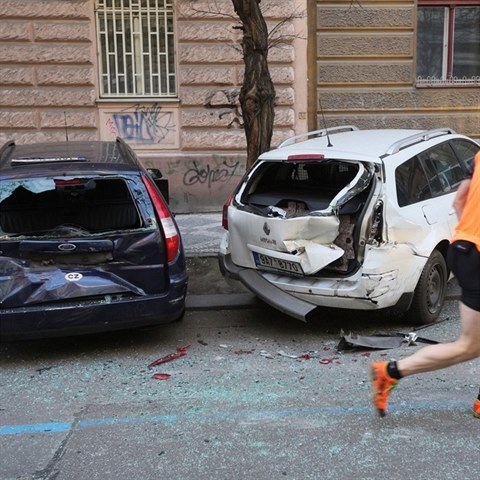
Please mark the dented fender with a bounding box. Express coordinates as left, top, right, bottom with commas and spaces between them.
362, 243, 426, 294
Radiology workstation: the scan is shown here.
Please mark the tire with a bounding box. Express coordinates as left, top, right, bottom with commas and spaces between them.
407, 249, 447, 325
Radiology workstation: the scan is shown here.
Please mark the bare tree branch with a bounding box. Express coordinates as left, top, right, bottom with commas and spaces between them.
185, 0, 304, 168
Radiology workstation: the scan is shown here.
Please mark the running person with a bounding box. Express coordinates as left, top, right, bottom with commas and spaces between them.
371, 149, 480, 417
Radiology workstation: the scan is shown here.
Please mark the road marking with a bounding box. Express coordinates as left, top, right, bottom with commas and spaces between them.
0, 401, 471, 436
0, 414, 177, 436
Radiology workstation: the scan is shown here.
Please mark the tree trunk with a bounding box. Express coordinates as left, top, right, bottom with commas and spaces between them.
232, 0, 276, 169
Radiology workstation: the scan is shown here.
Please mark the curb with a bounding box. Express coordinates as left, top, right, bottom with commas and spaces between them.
186, 290, 461, 312
185, 293, 261, 311
185, 274, 461, 311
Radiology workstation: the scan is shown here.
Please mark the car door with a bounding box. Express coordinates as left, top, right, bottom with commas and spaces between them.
389, 149, 453, 254
417, 141, 469, 236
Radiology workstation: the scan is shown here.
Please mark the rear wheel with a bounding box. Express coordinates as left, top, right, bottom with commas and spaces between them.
408, 249, 447, 325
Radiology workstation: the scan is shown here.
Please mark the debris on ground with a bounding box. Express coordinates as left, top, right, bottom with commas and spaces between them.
148, 345, 190, 368
337, 331, 439, 352
260, 350, 274, 359
277, 350, 298, 359
319, 358, 335, 364
152, 373, 171, 380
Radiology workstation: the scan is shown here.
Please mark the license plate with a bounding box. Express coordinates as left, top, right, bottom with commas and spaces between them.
253, 252, 303, 275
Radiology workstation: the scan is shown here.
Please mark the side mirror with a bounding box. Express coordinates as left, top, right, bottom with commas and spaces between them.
147, 168, 169, 203
147, 168, 163, 180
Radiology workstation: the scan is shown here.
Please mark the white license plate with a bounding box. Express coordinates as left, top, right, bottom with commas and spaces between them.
253, 252, 303, 275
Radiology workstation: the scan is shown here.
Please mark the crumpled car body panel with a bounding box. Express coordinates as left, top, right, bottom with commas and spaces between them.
220, 157, 456, 315
229, 213, 344, 275
0, 162, 187, 340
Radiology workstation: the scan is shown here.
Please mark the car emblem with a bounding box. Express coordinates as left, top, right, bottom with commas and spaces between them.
58, 243, 76, 251
263, 222, 270, 235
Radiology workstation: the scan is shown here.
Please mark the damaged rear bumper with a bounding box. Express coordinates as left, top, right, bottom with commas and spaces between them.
219, 252, 417, 318
0, 283, 187, 341
219, 253, 319, 322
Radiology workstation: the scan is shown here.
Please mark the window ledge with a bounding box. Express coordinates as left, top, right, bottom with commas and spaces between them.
416, 77, 480, 88
96, 97, 180, 104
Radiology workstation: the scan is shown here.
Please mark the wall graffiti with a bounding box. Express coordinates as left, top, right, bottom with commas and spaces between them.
105, 117, 119, 137
112, 103, 176, 144
183, 159, 241, 189
205, 89, 244, 128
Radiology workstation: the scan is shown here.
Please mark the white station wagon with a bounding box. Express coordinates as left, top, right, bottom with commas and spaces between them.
219, 126, 479, 324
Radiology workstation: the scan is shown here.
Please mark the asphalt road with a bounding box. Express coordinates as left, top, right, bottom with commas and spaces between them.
1, 299, 480, 480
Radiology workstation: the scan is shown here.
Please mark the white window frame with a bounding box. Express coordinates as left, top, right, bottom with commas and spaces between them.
95, 0, 177, 98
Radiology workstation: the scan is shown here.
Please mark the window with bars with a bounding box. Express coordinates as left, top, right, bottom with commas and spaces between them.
95, 0, 177, 98
416, 1, 480, 86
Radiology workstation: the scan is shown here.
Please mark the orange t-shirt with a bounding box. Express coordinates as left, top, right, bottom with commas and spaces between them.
451, 151, 480, 250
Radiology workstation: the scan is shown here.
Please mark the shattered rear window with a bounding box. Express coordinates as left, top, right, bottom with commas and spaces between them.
241, 160, 366, 214
0, 176, 142, 236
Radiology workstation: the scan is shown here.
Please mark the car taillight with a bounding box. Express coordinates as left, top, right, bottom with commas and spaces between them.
142, 175, 180, 262
368, 200, 384, 244
222, 190, 236, 231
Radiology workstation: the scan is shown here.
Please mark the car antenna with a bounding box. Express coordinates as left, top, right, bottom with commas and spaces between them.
319, 96, 333, 147
64, 111, 69, 142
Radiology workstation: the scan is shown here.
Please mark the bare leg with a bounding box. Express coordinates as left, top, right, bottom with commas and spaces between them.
398, 302, 480, 377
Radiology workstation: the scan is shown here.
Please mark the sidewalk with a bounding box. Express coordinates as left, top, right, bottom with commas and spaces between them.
175, 213, 259, 310
175, 213, 224, 257
175, 213, 461, 309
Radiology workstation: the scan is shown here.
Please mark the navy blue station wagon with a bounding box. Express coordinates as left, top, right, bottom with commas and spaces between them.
0, 138, 188, 340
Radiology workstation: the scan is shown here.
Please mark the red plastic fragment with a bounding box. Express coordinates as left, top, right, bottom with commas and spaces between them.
148, 345, 191, 368
299, 354, 311, 360
152, 373, 171, 380
361, 352, 371, 358
319, 358, 334, 364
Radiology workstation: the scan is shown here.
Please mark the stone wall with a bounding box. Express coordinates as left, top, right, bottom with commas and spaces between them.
1, 0, 479, 213
0, 0, 303, 213
316, 0, 480, 138
0, 0, 97, 144
142, 0, 300, 212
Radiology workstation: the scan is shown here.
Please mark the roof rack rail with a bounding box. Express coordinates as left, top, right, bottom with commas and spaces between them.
278, 125, 359, 149
384, 128, 456, 156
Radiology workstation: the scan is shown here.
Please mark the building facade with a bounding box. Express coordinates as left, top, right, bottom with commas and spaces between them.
0, 0, 479, 212
313, 0, 480, 135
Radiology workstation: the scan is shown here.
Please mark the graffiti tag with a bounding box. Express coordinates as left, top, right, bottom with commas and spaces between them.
183, 160, 240, 189
105, 117, 119, 137
112, 103, 176, 144
205, 89, 243, 128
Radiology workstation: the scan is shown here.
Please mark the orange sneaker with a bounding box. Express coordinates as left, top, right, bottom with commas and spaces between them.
370, 361, 398, 417
473, 399, 480, 418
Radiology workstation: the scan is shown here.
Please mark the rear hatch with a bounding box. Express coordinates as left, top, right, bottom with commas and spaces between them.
228, 158, 379, 276
0, 174, 168, 308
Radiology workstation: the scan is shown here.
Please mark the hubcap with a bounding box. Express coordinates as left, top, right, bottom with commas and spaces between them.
427, 266, 443, 313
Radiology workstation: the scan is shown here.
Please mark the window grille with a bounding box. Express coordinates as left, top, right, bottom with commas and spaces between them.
95, 0, 177, 98
416, 2, 480, 85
